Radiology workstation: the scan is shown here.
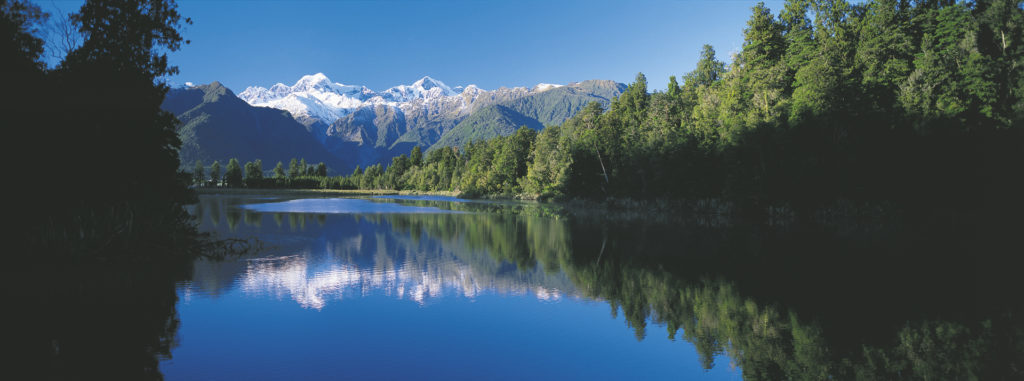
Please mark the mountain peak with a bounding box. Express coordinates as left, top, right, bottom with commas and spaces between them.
533, 83, 563, 93
413, 75, 440, 87
293, 72, 335, 92
412, 76, 454, 95
302, 72, 330, 82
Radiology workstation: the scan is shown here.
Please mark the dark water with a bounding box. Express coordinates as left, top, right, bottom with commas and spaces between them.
8, 194, 1022, 380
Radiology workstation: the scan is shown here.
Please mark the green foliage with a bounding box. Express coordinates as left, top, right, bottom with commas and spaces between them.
209, 160, 220, 185
410, 146, 423, 166
431, 80, 626, 151
192, 160, 204, 185
288, 158, 299, 179
224, 158, 242, 187
420, 0, 1024, 208
5, 0, 219, 260
433, 105, 543, 149
243, 159, 263, 186
687, 45, 726, 88
273, 161, 285, 180
166, 81, 345, 171
179, 0, 1024, 210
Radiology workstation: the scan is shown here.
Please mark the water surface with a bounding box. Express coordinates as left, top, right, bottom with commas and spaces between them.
15, 194, 1017, 379
163, 195, 741, 380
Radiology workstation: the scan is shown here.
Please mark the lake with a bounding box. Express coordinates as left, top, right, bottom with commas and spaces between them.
163, 195, 741, 380
9, 194, 1021, 379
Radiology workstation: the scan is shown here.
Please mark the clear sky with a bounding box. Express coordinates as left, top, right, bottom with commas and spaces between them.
37, 0, 785, 92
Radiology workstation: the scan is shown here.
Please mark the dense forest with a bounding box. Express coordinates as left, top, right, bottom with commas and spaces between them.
4, 0, 205, 260
219, 0, 1024, 219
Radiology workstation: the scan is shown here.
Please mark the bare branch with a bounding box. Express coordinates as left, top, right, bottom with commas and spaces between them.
43, 2, 82, 66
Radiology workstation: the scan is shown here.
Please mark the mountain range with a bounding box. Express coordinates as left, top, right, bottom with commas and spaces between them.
165, 74, 625, 173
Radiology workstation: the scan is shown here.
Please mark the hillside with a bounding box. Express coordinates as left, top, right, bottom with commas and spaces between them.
165, 82, 348, 172
432, 80, 626, 148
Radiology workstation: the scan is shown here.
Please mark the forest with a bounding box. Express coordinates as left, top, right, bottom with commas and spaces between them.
203, 0, 1023, 220
4, 0, 216, 261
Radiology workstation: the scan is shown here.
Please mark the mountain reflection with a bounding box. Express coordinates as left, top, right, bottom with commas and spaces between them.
183, 196, 576, 309
184, 195, 1023, 379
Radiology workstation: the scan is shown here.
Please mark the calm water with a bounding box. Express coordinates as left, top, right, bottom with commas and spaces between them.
9, 194, 1021, 379
163, 195, 740, 380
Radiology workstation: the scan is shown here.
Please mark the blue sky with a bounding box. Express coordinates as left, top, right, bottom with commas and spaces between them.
38, 0, 785, 92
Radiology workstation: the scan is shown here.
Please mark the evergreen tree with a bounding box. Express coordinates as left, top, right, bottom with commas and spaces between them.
193, 160, 204, 185
244, 159, 263, 185
856, 0, 915, 112
225, 158, 242, 187
687, 45, 726, 88
273, 161, 286, 180
410, 146, 423, 167
210, 160, 221, 186
288, 158, 299, 179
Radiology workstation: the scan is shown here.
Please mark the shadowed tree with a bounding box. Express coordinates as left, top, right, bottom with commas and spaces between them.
288, 158, 299, 179
7, 0, 199, 259
193, 160, 203, 185
210, 160, 221, 186
273, 161, 285, 180
225, 158, 242, 187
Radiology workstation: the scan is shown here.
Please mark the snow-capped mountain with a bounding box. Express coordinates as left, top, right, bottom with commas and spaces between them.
238, 73, 377, 125
237, 73, 555, 130
188, 73, 625, 171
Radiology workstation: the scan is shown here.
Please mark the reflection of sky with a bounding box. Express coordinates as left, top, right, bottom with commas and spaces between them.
168, 195, 743, 380
239, 198, 464, 214
182, 196, 569, 309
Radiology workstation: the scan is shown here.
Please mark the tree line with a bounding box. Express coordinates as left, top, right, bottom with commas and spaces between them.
201, 0, 1022, 216
193, 157, 328, 188
519, 0, 1024, 211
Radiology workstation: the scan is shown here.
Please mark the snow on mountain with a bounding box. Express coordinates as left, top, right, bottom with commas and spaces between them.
381, 76, 458, 102
238, 73, 379, 124
237, 73, 558, 129
533, 83, 563, 92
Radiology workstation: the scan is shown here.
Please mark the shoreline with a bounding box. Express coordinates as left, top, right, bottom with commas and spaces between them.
195, 188, 461, 197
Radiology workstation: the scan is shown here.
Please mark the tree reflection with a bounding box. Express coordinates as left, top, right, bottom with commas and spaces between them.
6, 258, 193, 380
189, 195, 1023, 379
372, 198, 1024, 380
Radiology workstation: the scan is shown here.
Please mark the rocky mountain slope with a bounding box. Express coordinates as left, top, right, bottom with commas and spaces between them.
169, 74, 625, 172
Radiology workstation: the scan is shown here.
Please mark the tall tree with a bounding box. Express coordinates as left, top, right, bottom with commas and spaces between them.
410, 146, 423, 167
856, 0, 915, 112
210, 160, 221, 186
273, 161, 286, 180
740, 2, 789, 123
780, 0, 816, 96
288, 158, 299, 179
686, 45, 727, 89
193, 160, 204, 185
225, 158, 242, 187
55, 0, 193, 203
244, 159, 263, 185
